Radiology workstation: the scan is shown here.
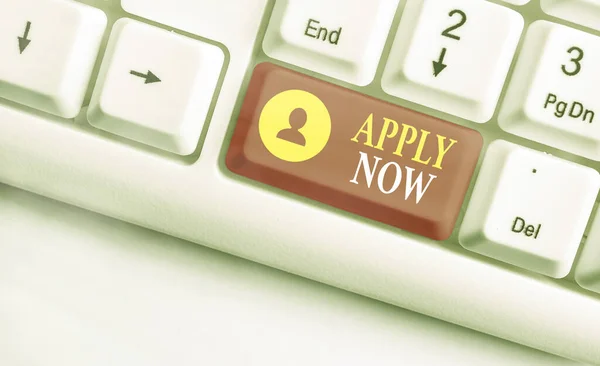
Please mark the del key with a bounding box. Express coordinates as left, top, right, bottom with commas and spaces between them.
460, 141, 600, 278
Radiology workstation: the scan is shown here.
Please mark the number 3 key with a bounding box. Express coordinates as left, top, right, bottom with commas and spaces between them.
499, 21, 600, 161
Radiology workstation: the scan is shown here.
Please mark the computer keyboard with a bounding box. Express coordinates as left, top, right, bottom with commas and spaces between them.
2, 0, 600, 363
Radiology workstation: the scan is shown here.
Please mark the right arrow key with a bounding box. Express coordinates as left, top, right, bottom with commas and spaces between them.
88, 18, 224, 155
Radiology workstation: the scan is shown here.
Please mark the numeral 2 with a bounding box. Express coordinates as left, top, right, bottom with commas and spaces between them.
442, 9, 467, 41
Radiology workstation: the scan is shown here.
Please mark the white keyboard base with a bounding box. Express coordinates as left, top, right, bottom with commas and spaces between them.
1, 183, 575, 366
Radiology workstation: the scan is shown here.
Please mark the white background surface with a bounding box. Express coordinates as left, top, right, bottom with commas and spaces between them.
0, 184, 579, 365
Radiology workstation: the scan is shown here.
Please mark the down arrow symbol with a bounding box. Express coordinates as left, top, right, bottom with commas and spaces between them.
18, 21, 32, 54
432, 48, 448, 77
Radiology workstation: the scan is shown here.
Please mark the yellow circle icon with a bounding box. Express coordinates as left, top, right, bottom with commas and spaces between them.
258, 89, 331, 163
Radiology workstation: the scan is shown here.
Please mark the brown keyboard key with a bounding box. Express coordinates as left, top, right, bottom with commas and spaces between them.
226, 63, 483, 240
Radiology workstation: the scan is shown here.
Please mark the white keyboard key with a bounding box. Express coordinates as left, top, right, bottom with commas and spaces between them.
541, 0, 600, 32
459, 140, 599, 278
575, 209, 600, 294
498, 21, 600, 160
262, 0, 399, 86
88, 19, 224, 155
381, 0, 523, 123
0, 0, 106, 118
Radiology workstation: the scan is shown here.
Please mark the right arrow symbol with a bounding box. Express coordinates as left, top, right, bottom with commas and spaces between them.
432, 48, 447, 77
18, 21, 32, 54
130, 70, 161, 84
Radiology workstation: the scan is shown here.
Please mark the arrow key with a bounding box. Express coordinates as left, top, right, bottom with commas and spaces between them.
0, 0, 106, 118
381, 0, 523, 123
88, 19, 224, 155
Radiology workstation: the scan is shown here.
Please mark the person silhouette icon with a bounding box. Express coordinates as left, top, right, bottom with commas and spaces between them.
258, 89, 331, 162
277, 107, 307, 146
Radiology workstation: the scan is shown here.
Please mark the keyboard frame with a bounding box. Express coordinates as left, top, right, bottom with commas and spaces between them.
1, 0, 600, 363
